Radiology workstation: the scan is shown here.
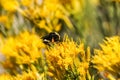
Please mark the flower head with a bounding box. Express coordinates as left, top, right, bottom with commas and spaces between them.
92, 36, 120, 79
45, 36, 91, 79
0, 0, 19, 12
1, 31, 45, 65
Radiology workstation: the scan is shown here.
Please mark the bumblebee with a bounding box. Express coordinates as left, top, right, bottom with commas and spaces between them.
42, 32, 60, 45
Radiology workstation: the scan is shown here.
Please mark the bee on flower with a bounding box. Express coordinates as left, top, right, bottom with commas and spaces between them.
42, 32, 60, 45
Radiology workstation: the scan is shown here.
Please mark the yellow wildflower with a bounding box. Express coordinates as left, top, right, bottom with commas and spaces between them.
0, 16, 8, 24
1, 31, 45, 65
0, 0, 81, 32
0, 74, 14, 80
0, 14, 14, 29
92, 36, 120, 79
45, 36, 91, 79
21, 0, 34, 7
18, 0, 75, 32
0, 0, 19, 12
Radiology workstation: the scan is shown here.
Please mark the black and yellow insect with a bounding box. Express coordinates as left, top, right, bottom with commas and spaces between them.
42, 32, 60, 45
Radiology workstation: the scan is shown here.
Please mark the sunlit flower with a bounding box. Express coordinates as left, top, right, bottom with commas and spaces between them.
0, 16, 8, 24
0, 0, 19, 12
0, 74, 14, 80
21, 0, 34, 7
92, 36, 120, 79
45, 36, 91, 79
1, 31, 45, 65
18, 0, 75, 32
0, 0, 82, 33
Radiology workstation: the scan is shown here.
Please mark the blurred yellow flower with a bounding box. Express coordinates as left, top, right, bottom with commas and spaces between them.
0, 0, 83, 32
90, 0, 100, 6
0, 16, 8, 24
0, 74, 14, 80
0, 14, 14, 29
0, 0, 19, 12
1, 31, 45, 65
18, 0, 76, 32
21, 0, 34, 7
59, 0, 83, 14
92, 36, 120, 79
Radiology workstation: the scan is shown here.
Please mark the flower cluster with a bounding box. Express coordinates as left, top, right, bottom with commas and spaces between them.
0, 31, 45, 75
2, 31, 45, 64
0, 32, 93, 80
0, 31, 120, 79
45, 36, 91, 79
92, 36, 120, 79
0, 0, 83, 34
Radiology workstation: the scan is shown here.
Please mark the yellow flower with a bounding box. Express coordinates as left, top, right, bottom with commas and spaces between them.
0, 74, 14, 80
45, 36, 91, 79
92, 36, 120, 79
0, 0, 80, 32
21, 0, 34, 7
1, 31, 45, 65
0, 15, 14, 29
18, 0, 76, 32
0, 16, 8, 24
0, 0, 19, 12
